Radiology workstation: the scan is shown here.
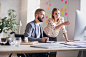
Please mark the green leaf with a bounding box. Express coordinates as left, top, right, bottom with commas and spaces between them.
0, 25, 3, 33
0, 9, 18, 33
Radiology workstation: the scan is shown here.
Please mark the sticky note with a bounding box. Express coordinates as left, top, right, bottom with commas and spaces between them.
64, 9, 67, 12
47, 7, 49, 10
65, 12, 67, 16
61, 0, 63, 1
46, 16, 48, 18
63, 5, 65, 9
65, 1, 67, 4
46, 21, 48, 23
49, 12, 51, 15
49, 0, 50, 3
61, 12, 64, 15
46, 11, 48, 14
60, 8, 63, 11
46, 2, 48, 5
48, 16, 50, 18
49, 3, 51, 6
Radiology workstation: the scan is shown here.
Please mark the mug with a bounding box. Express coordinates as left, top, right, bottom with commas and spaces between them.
14, 37, 22, 47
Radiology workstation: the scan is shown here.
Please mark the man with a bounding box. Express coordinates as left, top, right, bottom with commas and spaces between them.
24, 8, 49, 43
24, 8, 49, 57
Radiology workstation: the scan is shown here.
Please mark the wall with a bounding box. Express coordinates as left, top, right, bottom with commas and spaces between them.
0, 4, 1, 19
0, 0, 21, 38
20, 0, 28, 34
67, 0, 80, 40
80, 0, 86, 12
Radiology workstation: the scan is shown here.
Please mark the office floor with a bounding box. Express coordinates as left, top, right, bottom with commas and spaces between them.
0, 51, 80, 57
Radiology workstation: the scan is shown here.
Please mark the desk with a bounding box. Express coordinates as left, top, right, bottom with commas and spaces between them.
0, 42, 86, 53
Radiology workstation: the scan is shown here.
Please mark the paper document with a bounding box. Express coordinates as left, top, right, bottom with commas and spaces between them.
74, 41, 86, 43
64, 42, 86, 48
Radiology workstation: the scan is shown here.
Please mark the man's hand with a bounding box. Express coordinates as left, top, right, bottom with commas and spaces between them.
63, 21, 70, 25
41, 37, 49, 42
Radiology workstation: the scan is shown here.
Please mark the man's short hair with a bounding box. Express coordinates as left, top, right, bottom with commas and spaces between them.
35, 8, 45, 17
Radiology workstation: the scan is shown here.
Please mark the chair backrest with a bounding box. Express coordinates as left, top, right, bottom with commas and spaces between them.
10, 32, 24, 41
15, 34, 24, 41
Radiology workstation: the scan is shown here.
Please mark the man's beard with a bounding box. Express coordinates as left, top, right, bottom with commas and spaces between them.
38, 16, 44, 22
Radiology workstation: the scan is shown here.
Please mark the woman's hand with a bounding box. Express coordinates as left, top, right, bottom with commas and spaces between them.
66, 40, 74, 42
63, 21, 70, 25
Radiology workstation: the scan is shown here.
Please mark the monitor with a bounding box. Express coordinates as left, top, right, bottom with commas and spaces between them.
74, 10, 86, 41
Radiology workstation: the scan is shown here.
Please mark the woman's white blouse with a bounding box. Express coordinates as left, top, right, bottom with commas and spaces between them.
44, 17, 67, 37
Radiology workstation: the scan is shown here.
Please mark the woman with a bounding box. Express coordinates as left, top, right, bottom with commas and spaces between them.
43, 8, 73, 57
44, 8, 73, 42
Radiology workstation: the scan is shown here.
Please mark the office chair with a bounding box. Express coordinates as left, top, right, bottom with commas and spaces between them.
15, 34, 24, 41
10, 32, 24, 41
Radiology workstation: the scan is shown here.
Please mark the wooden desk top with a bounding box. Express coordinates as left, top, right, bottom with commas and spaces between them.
0, 42, 86, 53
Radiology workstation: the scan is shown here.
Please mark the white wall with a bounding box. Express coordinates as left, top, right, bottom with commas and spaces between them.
67, 0, 80, 40
20, 0, 28, 34
0, 4, 1, 19
80, 0, 86, 12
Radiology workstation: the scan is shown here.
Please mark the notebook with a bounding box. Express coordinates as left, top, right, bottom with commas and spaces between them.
20, 41, 38, 45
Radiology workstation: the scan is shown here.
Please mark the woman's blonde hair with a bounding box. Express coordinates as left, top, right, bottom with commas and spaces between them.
51, 8, 60, 22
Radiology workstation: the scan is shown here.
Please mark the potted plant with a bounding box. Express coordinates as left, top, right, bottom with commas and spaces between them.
0, 9, 19, 38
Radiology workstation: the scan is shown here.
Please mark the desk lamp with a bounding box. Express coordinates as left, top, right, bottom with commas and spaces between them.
19, 21, 22, 34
